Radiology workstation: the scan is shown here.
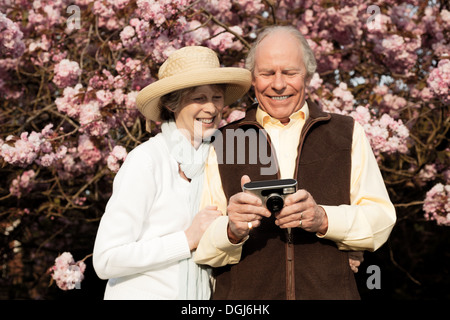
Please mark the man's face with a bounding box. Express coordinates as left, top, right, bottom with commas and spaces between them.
252, 31, 308, 124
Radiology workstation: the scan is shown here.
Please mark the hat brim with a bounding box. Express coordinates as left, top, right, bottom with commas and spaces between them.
136, 67, 252, 122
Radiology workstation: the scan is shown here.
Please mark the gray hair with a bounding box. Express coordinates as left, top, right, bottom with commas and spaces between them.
159, 84, 226, 121
245, 25, 317, 81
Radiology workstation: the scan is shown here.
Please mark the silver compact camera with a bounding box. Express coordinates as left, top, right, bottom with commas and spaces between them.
242, 179, 297, 213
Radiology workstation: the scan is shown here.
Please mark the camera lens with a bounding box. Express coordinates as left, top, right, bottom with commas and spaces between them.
266, 194, 284, 213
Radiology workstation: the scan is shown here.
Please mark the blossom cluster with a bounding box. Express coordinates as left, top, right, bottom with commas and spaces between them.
55, 83, 139, 137
427, 59, 450, 103
315, 76, 411, 159
49, 252, 86, 291
9, 170, 36, 198
0, 12, 25, 59
52, 59, 81, 88
0, 124, 66, 168
359, 111, 410, 158
219, 109, 246, 128
106, 145, 128, 173
423, 183, 450, 226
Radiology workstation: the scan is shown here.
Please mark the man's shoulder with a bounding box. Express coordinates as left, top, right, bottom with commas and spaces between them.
327, 112, 355, 124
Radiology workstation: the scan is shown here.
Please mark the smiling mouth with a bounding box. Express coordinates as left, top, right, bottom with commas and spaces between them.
270, 95, 291, 101
196, 117, 215, 124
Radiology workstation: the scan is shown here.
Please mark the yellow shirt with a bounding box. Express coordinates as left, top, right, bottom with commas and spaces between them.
194, 103, 396, 266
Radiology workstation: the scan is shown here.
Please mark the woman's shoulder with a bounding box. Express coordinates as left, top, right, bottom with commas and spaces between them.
125, 134, 168, 165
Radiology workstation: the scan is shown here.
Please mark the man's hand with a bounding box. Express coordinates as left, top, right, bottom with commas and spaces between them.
227, 175, 271, 242
348, 251, 364, 273
275, 189, 328, 234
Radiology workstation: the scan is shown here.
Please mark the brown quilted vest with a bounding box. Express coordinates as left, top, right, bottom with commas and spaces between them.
211, 100, 360, 300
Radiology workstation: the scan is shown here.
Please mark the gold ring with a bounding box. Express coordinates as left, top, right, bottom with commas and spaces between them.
248, 222, 253, 230
299, 220, 302, 228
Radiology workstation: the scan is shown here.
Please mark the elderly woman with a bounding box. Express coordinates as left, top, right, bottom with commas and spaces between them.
93, 46, 251, 300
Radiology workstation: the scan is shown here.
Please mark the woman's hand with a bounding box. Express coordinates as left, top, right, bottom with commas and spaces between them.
185, 205, 222, 250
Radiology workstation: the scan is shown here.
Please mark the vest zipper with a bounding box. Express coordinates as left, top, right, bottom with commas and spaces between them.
239, 120, 297, 300
288, 115, 330, 300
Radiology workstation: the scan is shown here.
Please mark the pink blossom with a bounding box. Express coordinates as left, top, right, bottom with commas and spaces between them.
235, 0, 264, 15
218, 119, 228, 128
92, 0, 115, 18
380, 93, 407, 118
120, 25, 137, 48
308, 73, 323, 91
226, 110, 246, 123
79, 101, 101, 126
363, 114, 410, 158
50, 252, 86, 291
420, 87, 434, 101
427, 59, 450, 102
310, 39, 342, 73
423, 183, 450, 226
432, 40, 450, 59
55, 84, 84, 118
107, 145, 127, 172
95, 89, 114, 107
324, 6, 361, 45
113, 0, 131, 10
59, 147, 85, 179
53, 59, 81, 88
372, 34, 421, 76
0, 124, 69, 168
184, 20, 210, 46
208, 26, 244, 53
136, 0, 189, 27
332, 82, 354, 111
37, 145, 68, 167
27, 0, 66, 32
350, 105, 372, 126
151, 33, 180, 63
0, 12, 25, 59
202, 0, 233, 20
116, 58, 142, 78
124, 90, 139, 114
77, 134, 102, 166
418, 164, 438, 183
10, 169, 36, 197
441, 9, 450, 29
1, 130, 45, 166
373, 85, 389, 96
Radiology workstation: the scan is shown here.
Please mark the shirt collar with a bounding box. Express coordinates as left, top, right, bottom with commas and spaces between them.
256, 101, 309, 127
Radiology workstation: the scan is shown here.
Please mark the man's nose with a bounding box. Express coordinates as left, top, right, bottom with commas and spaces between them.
272, 72, 286, 91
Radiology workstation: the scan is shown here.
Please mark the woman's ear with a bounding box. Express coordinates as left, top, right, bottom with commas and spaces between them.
160, 104, 177, 121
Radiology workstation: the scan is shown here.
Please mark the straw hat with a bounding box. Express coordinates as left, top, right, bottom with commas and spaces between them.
136, 46, 252, 122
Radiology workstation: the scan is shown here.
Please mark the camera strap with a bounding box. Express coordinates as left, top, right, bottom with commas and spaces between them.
285, 229, 295, 300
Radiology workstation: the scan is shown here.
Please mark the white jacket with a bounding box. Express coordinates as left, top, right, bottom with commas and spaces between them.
93, 134, 195, 299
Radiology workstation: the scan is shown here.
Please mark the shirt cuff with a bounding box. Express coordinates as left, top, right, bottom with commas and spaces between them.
163, 230, 192, 262
316, 205, 348, 242
213, 216, 248, 251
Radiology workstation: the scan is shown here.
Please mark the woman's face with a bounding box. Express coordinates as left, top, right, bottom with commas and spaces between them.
174, 85, 225, 147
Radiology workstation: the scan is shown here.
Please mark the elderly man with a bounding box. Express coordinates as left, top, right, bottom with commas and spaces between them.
195, 25, 396, 300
